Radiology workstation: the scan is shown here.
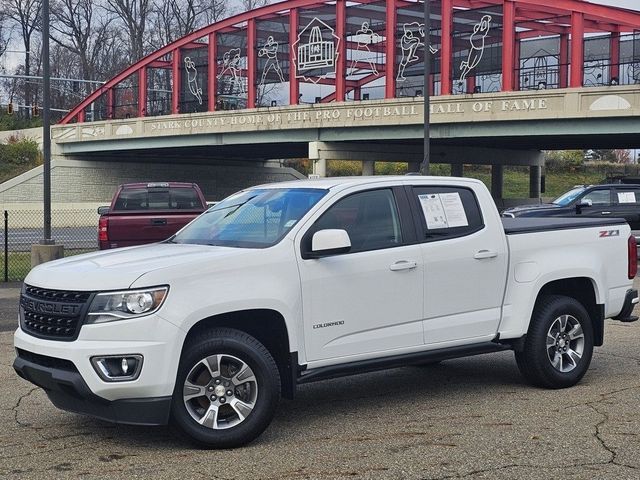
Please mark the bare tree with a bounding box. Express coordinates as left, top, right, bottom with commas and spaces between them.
200, 0, 229, 25
4, 0, 42, 113
93, 28, 129, 81
614, 149, 632, 164
151, 0, 231, 47
152, 0, 197, 46
50, 0, 114, 84
0, 12, 12, 61
239, 0, 270, 12
106, 0, 150, 61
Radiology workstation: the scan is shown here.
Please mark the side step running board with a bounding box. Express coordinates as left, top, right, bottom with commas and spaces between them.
297, 341, 512, 385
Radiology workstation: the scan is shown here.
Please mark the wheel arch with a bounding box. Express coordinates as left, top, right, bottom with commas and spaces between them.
536, 277, 604, 346
182, 309, 297, 399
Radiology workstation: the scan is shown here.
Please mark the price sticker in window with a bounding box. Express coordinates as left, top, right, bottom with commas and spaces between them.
617, 192, 636, 204
418, 192, 469, 229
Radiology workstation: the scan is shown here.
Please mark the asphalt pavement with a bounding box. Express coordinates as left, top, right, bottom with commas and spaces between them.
1, 281, 639, 479
0, 283, 20, 333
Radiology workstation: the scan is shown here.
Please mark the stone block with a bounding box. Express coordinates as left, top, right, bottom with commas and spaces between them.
31, 244, 65, 268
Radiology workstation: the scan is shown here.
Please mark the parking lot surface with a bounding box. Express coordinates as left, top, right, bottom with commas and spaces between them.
1, 283, 639, 479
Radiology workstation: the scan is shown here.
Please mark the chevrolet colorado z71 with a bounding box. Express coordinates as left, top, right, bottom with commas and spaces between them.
14, 177, 638, 448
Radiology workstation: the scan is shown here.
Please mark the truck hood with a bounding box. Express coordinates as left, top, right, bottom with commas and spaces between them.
503, 203, 560, 215
25, 243, 242, 291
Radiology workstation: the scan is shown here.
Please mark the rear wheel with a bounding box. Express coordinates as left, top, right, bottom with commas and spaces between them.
171, 328, 280, 448
515, 295, 594, 389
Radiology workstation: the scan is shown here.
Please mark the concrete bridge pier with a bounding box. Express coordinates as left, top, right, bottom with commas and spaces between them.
451, 163, 464, 177
529, 165, 542, 198
313, 158, 327, 177
491, 165, 504, 200
362, 160, 375, 176
408, 162, 420, 173
308, 141, 544, 200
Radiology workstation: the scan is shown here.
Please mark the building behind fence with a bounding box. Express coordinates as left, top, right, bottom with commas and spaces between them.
1, 209, 99, 281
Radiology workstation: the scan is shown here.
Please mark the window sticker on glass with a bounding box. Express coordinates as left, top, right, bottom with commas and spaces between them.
419, 194, 448, 229
618, 192, 636, 204
418, 192, 469, 229
439, 192, 469, 228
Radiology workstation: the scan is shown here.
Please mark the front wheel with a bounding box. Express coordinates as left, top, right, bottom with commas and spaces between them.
515, 295, 594, 389
171, 328, 281, 448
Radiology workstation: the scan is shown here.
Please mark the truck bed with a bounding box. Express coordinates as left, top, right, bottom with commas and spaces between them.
502, 217, 628, 235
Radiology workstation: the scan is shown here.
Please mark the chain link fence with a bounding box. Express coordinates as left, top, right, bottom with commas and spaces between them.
1, 209, 99, 281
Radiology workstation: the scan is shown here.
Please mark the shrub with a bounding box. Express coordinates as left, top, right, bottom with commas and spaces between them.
327, 160, 362, 176
0, 137, 42, 183
544, 150, 584, 171
375, 162, 408, 175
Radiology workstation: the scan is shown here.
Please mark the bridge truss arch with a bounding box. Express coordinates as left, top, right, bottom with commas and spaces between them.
61, 0, 640, 125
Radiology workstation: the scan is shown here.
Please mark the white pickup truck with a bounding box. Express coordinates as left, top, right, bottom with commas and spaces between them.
13, 176, 638, 448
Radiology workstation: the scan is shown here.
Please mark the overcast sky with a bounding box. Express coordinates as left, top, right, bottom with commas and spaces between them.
591, 0, 639, 10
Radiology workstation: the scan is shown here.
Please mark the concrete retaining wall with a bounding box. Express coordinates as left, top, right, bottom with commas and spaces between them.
0, 158, 306, 206
0, 127, 42, 147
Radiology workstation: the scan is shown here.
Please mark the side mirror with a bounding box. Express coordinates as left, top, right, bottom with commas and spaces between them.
309, 229, 351, 258
97, 206, 110, 215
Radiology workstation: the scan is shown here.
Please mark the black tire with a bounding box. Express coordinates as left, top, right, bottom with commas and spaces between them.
171, 328, 280, 448
515, 295, 594, 389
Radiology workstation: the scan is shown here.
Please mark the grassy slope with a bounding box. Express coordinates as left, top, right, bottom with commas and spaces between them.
461, 168, 605, 199
369, 162, 608, 199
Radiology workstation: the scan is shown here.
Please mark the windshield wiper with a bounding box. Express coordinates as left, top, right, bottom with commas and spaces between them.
222, 196, 257, 219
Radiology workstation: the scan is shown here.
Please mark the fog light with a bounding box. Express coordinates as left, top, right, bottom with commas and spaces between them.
91, 355, 143, 382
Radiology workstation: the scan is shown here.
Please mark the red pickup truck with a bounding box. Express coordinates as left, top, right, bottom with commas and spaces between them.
98, 182, 208, 250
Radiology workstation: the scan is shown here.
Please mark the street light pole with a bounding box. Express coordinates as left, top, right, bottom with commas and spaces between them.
42, 0, 52, 244
31, 0, 63, 266
420, 0, 431, 175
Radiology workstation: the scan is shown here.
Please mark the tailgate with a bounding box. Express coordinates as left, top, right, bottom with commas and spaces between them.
106, 211, 200, 247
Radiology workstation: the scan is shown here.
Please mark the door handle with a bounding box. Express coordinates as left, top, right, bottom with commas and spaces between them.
601, 212, 612, 215
474, 250, 498, 260
389, 260, 418, 271
151, 218, 167, 226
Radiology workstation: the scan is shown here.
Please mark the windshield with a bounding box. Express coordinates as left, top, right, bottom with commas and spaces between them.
171, 188, 328, 248
553, 187, 586, 206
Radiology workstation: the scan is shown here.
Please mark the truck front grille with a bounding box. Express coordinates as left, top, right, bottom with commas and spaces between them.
20, 285, 94, 341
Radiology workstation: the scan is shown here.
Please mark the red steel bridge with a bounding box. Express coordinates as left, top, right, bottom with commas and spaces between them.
60, 0, 640, 125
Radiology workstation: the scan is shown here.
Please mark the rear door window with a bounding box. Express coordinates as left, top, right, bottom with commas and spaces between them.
613, 188, 640, 205
113, 187, 202, 211
410, 186, 484, 241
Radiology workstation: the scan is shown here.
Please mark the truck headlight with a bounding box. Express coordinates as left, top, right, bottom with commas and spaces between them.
87, 287, 168, 324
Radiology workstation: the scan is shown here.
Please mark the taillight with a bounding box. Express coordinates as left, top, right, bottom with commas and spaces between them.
628, 235, 637, 279
99, 217, 109, 242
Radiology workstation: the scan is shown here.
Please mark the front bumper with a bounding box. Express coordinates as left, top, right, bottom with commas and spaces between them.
13, 311, 186, 425
13, 349, 171, 425
612, 289, 639, 323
